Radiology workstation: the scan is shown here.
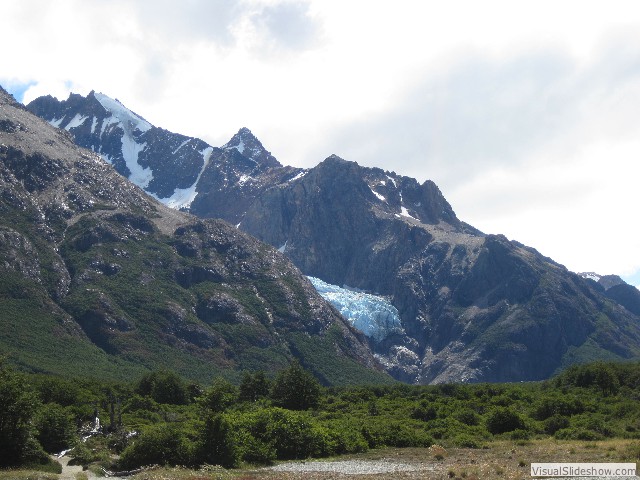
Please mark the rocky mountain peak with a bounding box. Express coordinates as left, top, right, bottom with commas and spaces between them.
1, 83, 386, 384
223, 127, 281, 169
23, 86, 640, 384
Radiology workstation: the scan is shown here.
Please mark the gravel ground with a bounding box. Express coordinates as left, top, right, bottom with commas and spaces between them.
269, 459, 436, 475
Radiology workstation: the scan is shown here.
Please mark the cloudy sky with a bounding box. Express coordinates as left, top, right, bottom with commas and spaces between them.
2, 0, 640, 286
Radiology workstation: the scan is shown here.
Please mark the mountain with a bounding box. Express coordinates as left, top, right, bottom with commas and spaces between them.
27, 91, 640, 384
26, 92, 299, 219
0, 86, 389, 386
239, 156, 640, 382
579, 272, 640, 317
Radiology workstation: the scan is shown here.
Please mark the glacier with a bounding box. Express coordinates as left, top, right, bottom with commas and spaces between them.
308, 276, 403, 342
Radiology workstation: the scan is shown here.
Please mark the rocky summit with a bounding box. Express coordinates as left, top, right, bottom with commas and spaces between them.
1, 86, 388, 385
26, 90, 640, 384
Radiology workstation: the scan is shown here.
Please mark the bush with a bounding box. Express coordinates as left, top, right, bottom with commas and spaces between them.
200, 377, 238, 413
533, 395, 584, 420
554, 427, 602, 441
118, 423, 195, 469
196, 414, 240, 468
0, 363, 42, 467
135, 370, 189, 405
361, 419, 433, 448
452, 433, 482, 448
239, 371, 271, 403
68, 440, 110, 467
322, 421, 369, 455
271, 361, 321, 411
455, 408, 481, 426
235, 430, 276, 465
544, 415, 570, 435
509, 429, 532, 440
34, 403, 77, 454
239, 407, 326, 459
411, 400, 437, 422
486, 407, 526, 435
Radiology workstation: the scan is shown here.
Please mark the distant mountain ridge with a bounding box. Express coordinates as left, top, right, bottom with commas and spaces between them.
26, 90, 640, 383
0, 86, 388, 385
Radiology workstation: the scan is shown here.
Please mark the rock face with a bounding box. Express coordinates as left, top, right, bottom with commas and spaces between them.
26, 91, 640, 384
239, 155, 640, 383
1, 86, 387, 385
26, 93, 295, 217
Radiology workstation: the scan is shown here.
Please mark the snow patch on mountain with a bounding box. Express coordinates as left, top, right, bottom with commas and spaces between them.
238, 174, 252, 186
65, 113, 89, 130
370, 187, 386, 202
386, 175, 397, 187
398, 192, 418, 220
579, 272, 601, 282
308, 276, 403, 342
172, 139, 191, 155
50, 117, 64, 128
94, 92, 152, 133
229, 137, 245, 154
288, 170, 307, 182
121, 136, 152, 188
153, 147, 214, 209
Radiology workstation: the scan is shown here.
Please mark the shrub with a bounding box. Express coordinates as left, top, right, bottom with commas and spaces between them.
486, 407, 525, 435
196, 414, 240, 468
509, 429, 532, 440
200, 377, 238, 413
271, 361, 321, 411
0, 363, 42, 467
455, 408, 481, 426
253, 408, 325, 459
118, 423, 194, 469
544, 415, 570, 435
34, 403, 77, 454
235, 430, 276, 465
323, 421, 369, 455
239, 371, 271, 403
554, 428, 602, 441
411, 400, 437, 422
361, 419, 433, 448
452, 433, 481, 448
533, 395, 584, 420
68, 440, 110, 467
135, 370, 189, 405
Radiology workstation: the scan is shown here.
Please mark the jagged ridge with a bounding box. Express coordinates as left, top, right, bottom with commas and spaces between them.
1, 86, 389, 385
25, 89, 640, 384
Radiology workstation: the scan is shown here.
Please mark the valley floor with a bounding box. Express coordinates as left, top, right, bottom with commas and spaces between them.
56, 440, 640, 480
2, 439, 639, 480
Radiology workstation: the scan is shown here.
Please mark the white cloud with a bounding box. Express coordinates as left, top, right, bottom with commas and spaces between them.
2, 0, 640, 278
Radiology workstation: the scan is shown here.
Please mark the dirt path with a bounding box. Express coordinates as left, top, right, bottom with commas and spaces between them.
56, 455, 88, 480
55, 454, 128, 480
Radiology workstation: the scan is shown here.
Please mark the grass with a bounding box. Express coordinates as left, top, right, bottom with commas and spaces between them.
0, 472, 58, 480
47, 439, 638, 480
3, 440, 627, 480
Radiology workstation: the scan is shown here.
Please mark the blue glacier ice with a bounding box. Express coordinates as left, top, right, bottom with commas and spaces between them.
308, 276, 403, 342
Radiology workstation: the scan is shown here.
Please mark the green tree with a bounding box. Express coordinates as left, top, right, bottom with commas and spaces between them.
239, 371, 271, 402
486, 407, 526, 435
196, 414, 240, 468
135, 370, 188, 405
270, 361, 321, 410
594, 363, 620, 396
34, 403, 77, 454
200, 377, 238, 412
0, 362, 45, 466
118, 423, 193, 469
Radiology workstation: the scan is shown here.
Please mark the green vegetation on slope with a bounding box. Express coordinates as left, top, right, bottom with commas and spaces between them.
2, 360, 640, 474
